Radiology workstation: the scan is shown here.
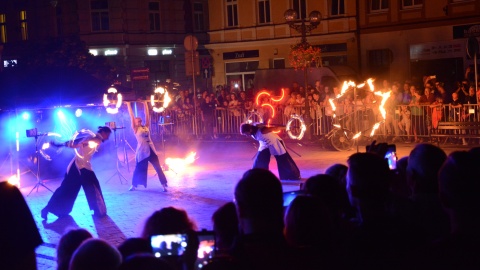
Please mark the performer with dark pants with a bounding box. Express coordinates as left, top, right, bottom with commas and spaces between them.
126, 101, 168, 192
41, 126, 112, 219
240, 123, 301, 180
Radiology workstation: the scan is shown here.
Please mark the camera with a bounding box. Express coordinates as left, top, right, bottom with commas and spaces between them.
196, 230, 216, 269
151, 234, 188, 257
26, 128, 38, 138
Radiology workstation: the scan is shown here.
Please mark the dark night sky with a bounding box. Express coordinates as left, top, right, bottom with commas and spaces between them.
0, 67, 110, 109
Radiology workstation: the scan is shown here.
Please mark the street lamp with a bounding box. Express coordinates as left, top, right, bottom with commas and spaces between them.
284, 9, 322, 140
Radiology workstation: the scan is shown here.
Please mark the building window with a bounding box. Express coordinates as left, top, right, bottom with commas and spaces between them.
193, 2, 205, 31
367, 49, 392, 77
402, 0, 423, 9
149, 2, 161, 31
0, 14, 6, 43
331, 0, 345, 16
272, 58, 285, 69
370, 0, 389, 13
90, 0, 109, 32
258, 0, 271, 24
226, 0, 238, 27
20, 10, 28, 41
293, 0, 307, 19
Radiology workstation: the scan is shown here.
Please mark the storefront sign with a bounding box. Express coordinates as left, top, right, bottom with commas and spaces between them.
410, 40, 464, 61
223, 50, 259, 60
453, 24, 480, 39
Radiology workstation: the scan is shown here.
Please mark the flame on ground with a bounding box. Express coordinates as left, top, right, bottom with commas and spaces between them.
165, 152, 197, 173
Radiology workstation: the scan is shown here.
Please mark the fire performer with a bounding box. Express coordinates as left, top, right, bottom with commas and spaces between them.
240, 123, 301, 180
41, 126, 112, 219
126, 101, 168, 192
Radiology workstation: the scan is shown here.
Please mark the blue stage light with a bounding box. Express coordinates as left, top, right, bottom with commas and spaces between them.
21, 112, 30, 120
75, 108, 82, 117
57, 110, 66, 120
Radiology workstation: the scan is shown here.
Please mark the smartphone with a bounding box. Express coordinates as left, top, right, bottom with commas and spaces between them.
151, 233, 188, 258
283, 190, 305, 207
196, 230, 216, 269
384, 145, 397, 170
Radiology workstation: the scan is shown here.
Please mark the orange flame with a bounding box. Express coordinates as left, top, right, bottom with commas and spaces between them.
165, 152, 196, 173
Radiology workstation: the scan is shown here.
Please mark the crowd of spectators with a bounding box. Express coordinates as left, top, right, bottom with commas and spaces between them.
3, 141, 480, 269
161, 68, 480, 141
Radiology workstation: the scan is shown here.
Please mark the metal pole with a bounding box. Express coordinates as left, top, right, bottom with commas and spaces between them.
475, 53, 478, 93
191, 40, 198, 137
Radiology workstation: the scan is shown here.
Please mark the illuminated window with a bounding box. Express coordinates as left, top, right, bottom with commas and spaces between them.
91, 0, 109, 31
0, 14, 6, 43
193, 2, 205, 31
226, 0, 238, 27
402, 0, 423, 9
370, 0, 389, 13
20, 11, 28, 41
258, 0, 271, 24
149, 1, 160, 31
331, 0, 345, 16
293, 0, 306, 19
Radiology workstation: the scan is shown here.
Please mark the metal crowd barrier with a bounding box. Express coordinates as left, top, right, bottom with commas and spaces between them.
147, 104, 480, 140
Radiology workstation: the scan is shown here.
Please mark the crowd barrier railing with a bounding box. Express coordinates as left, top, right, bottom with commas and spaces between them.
147, 104, 480, 141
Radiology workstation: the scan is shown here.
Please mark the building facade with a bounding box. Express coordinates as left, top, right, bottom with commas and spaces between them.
206, 0, 360, 94
0, 0, 209, 95
358, 0, 480, 86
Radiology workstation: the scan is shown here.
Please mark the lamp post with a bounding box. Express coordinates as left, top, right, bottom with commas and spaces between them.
284, 9, 322, 140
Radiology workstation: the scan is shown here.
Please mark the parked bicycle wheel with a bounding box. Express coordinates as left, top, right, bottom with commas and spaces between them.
330, 128, 355, 151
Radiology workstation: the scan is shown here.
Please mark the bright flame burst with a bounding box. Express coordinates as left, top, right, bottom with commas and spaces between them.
165, 152, 196, 173
7, 174, 20, 187
328, 78, 391, 138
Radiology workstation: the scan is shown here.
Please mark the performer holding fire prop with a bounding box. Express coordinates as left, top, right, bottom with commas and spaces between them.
240, 123, 301, 181
41, 126, 112, 219
126, 101, 168, 192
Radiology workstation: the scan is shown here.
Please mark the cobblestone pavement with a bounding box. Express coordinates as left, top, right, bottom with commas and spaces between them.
16, 139, 463, 269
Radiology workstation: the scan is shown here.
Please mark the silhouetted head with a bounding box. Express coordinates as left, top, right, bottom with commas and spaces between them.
69, 238, 122, 270
118, 238, 152, 261
439, 151, 480, 213
56, 229, 93, 270
234, 168, 284, 233
212, 202, 238, 251
141, 207, 197, 239
407, 143, 447, 194
347, 152, 390, 206
284, 195, 333, 249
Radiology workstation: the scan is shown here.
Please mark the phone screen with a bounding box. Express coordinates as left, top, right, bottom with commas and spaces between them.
385, 150, 397, 170
283, 190, 305, 207
151, 234, 188, 257
196, 231, 216, 269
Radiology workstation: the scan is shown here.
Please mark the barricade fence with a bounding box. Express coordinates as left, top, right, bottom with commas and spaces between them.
147, 104, 480, 140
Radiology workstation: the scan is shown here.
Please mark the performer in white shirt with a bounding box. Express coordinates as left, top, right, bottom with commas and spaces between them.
126, 101, 168, 192
240, 123, 301, 180
41, 126, 112, 219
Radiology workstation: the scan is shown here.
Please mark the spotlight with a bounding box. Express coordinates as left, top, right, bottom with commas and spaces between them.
57, 110, 66, 120
75, 108, 83, 117
21, 112, 30, 120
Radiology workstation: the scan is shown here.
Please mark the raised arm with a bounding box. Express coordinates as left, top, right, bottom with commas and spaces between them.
126, 101, 136, 130
143, 101, 151, 128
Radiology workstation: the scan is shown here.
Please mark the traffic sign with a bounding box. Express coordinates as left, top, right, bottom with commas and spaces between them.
203, 68, 210, 79
184, 35, 198, 51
